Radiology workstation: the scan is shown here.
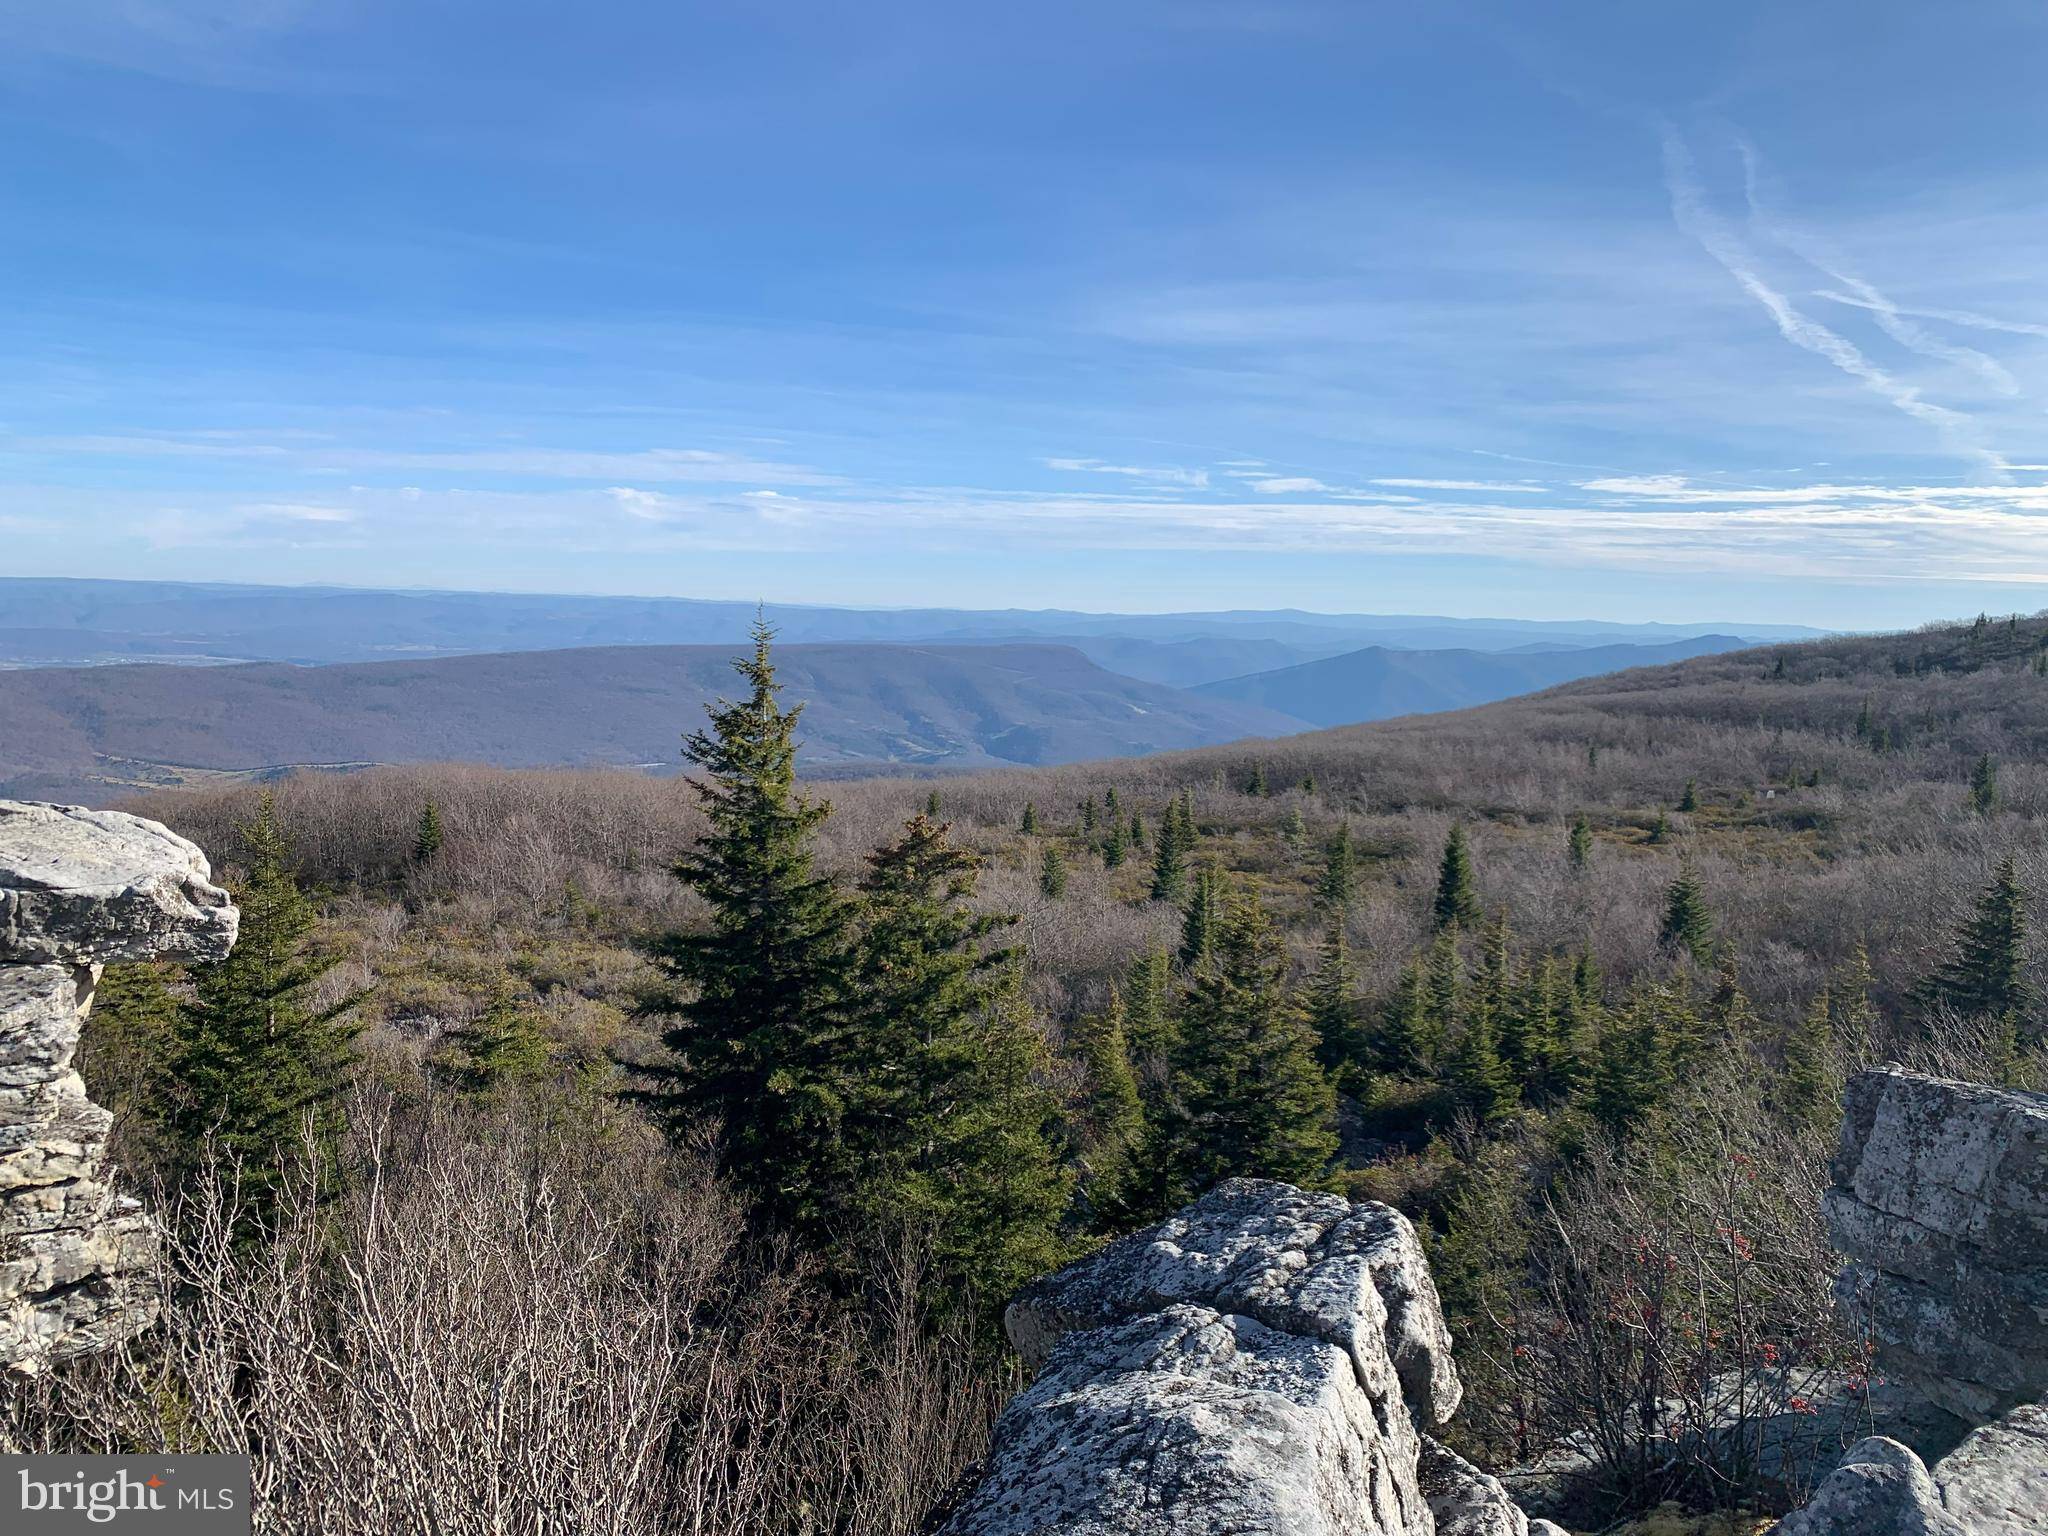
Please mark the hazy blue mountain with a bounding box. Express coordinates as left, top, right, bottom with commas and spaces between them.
0, 578, 1826, 669
1193, 635, 1756, 727
0, 642, 1310, 802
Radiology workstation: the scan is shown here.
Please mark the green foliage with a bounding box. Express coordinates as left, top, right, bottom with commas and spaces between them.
1179, 862, 1223, 969
79, 961, 181, 1140
1589, 984, 1681, 1135
1101, 817, 1127, 869
1920, 857, 2031, 1020
1127, 810, 1145, 849
412, 799, 444, 866
1079, 797, 1096, 833
1123, 944, 1175, 1058
1150, 789, 1197, 903
437, 993, 555, 1093
1678, 778, 1699, 814
1072, 986, 1145, 1177
1303, 915, 1366, 1093
1246, 761, 1269, 796
1647, 811, 1670, 844
1432, 825, 1481, 931
638, 622, 864, 1236
1316, 822, 1356, 915
1127, 886, 1335, 1217
157, 794, 363, 1214
1567, 813, 1592, 873
1660, 862, 1715, 964
1376, 958, 1434, 1074
1778, 985, 1839, 1129
926, 788, 943, 818
1019, 801, 1038, 834
1969, 753, 1999, 816
1039, 843, 1069, 899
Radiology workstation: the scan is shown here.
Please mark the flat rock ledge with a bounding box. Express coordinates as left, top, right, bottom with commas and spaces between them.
1, 800, 238, 1374
935, 1178, 1557, 1536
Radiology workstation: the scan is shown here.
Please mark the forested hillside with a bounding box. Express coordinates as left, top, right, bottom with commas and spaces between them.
44, 611, 2045, 1531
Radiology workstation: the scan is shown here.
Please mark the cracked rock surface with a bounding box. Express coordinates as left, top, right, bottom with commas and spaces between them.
1, 800, 238, 1374
937, 1178, 1500, 1536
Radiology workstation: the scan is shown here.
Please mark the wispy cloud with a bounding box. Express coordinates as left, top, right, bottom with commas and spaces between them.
1371, 477, 1546, 493
1660, 128, 2007, 477
1812, 291, 2048, 342
1044, 457, 1210, 489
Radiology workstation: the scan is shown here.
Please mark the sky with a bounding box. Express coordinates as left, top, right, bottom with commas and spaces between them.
3, 1, 2047, 629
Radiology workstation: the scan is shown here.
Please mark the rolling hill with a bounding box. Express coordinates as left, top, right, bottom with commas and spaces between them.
1193, 634, 1753, 727
0, 642, 1309, 802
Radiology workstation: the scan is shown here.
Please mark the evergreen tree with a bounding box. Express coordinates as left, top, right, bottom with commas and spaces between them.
1128, 810, 1146, 850
1246, 761, 1269, 796
889, 962, 1073, 1310
438, 993, 554, 1093
926, 788, 943, 818
1705, 949, 1757, 1041
1124, 944, 1176, 1059
1647, 812, 1670, 845
1080, 798, 1097, 833
1303, 915, 1365, 1091
1150, 791, 1196, 904
1589, 986, 1676, 1135
1567, 813, 1593, 873
1105, 786, 1121, 818
1830, 943, 1879, 1065
1920, 857, 2031, 1019
1679, 778, 1700, 814
1179, 862, 1223, 969
1073, 986, 1145, 1172
1502, 952, 1560, 1093
1432, 826, 1481, 930
855, 822, 1069, 1306
1969, 754, 2000, 816
1101, 817, 1128, 869
1377, 958, 1433, 1074
1284, 806, 1307, 846
1660, 862, 1715, 964
79, 961, 181, 1136
1039, 844, 1069, 900
1316, 823, 1356, 916
1164, 889, 1336, 1195
1449, 1003, 1518, 1122
1020, 801, 1038, 834
1300, 772, 1316, 795
412, 799, 444, 866
1424, 925, 1463, 1064
157, 795, 362, 1213
1779, 985, 1839, 1129
638, 623, 862, 1235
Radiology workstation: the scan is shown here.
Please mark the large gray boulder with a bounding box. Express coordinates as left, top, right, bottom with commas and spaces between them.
1, 800, 238, 1373
1768, 1405, 2048, 1536
936, 1179, 1480, 1536
1826, 1068, 2048, 1425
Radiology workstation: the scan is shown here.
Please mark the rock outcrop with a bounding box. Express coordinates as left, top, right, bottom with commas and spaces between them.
1, 800, 238, 1374
1825, 1067, 2048, 1426
1770, 1405, 2048, 1535
935, 1178, 1558, 1536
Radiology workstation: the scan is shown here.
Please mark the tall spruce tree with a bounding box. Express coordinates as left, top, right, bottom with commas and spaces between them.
1020, 801, 1039, 834
1661, 862, 1715, 964
412, 799, 444, 866
1101, 817, 1128, 869
1567, 813, 1593, 873
1316, 823, 1356, 915
1039, 843, 1069, 900
1969, 754, 2000, 816
1179, 862, 1223, 969
1164, 888, 1336, 1197
1073, 986, 1146, 1175
1124, 944, 1175, 1059
1303, 914, 1364, 1091
1433, 825, 1481, 930
1589, 985, 1677, 1135
1920, 857, 2031, 1019
1377, 958, 1433, 1074
1779, 985, 1839, 1129
638, 622, 862, 1236
157, 795, 362, 1212
1150, 791, 1195, 903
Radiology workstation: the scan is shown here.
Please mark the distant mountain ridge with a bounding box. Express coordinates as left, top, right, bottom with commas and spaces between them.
0, 643, 1308, 803
1194, 635, 1755, 727
0, 577, 1825, 676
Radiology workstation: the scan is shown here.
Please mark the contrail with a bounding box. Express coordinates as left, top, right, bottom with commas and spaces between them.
1661, 128, 2006, 478
1735, 137, 2020, 397
1813, 291, 2048, 341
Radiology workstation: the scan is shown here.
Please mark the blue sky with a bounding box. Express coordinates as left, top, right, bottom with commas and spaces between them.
3, 1, 2047, 628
